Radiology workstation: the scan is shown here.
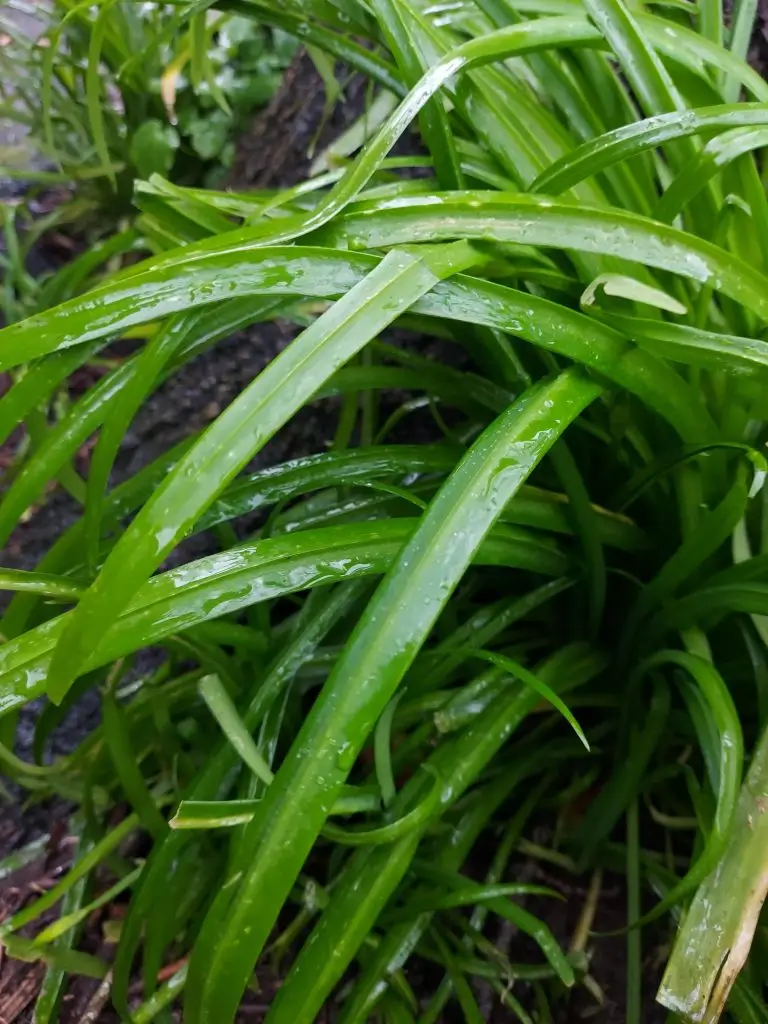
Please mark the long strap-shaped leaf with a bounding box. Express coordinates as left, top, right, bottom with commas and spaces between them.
658, 722, 768, 1023
656, 127, 768, 224
0, 341, 100, 448
183, 367, 601, 1024
580, 0, 685, 121
532, 104, 768, 196
371, 0, 464, 190
317, 193, 768, 321
0, 362, 135, 551
0, 247, 714, 441
601, 315, 768, 378
42, 242, 479, 705
592, 650, 743, 924
82, 310, 201, 570
0, 519, 567, 717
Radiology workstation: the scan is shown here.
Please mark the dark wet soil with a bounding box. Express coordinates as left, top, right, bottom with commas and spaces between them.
749, 0, 768, 74
2, 30, 766, 1021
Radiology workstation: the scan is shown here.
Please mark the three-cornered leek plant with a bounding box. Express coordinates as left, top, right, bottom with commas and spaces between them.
1, 0, 768, 1020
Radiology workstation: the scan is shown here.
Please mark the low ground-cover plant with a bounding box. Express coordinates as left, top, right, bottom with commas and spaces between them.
2, 0, 768, 1021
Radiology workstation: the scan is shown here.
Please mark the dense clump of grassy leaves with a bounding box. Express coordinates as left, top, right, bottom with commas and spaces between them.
2, 0, 768, 1021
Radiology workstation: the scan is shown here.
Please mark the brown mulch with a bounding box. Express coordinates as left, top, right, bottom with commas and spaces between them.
0, 821, 76, 1024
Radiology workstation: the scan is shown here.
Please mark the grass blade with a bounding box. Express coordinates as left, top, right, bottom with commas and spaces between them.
103, 688, 168, 840
85, 1, 117, 190
198, 674, 274, 786
533, 104, 768, 196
